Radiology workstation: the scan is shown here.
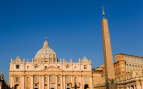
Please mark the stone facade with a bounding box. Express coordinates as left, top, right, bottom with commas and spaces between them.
9, 40, 93, 89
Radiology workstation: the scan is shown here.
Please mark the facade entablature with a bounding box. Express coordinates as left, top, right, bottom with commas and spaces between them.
10, 57, 92, 72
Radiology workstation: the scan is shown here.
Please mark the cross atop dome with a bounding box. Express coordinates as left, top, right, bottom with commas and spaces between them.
43, 40, 49, 49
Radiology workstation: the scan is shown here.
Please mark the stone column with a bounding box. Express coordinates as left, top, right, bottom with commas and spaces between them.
47, 76, 49, 89
136, 80, 142, 89
39, 76, 42, 89
21, 76, 25, 89
80, 76, 82, 89
71, 76, 73, 88
61, 76, 63, 89
56, 76, 58, 89
141, 80, 143, 89
63, 76, 66, 89
10, 76, 14, 88
30, 76, 33, 89
90, 76, 93, 89
41, 76, 44, 89
134, 85, 137, 89
127, 86, 130, 89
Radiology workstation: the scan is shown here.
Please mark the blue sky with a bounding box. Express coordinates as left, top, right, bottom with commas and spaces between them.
0, 0, 143, 80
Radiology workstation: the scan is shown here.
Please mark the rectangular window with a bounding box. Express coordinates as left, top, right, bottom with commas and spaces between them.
84, 65, 87, 69
16, 65, 20, 69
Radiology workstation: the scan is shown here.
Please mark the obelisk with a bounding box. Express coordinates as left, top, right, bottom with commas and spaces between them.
102, 8, 115, 83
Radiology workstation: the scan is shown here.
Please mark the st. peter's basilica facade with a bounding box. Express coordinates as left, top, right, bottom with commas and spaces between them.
9, 40, 94, 89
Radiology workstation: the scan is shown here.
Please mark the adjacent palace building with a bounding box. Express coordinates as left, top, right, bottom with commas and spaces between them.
6, 11, 143, 89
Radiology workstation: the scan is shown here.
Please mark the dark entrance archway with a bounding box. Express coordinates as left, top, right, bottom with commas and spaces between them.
15, 84, 19, 89
84, 84, 89, 89
50, 88, 54, 89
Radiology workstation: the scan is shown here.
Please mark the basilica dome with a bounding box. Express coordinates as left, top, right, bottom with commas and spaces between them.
34, 40, 58, 62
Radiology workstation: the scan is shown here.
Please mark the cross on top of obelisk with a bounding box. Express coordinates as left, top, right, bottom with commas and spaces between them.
101, 6, 105, 17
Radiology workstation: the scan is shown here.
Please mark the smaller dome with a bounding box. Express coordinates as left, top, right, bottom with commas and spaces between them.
34, 40, 58, 62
